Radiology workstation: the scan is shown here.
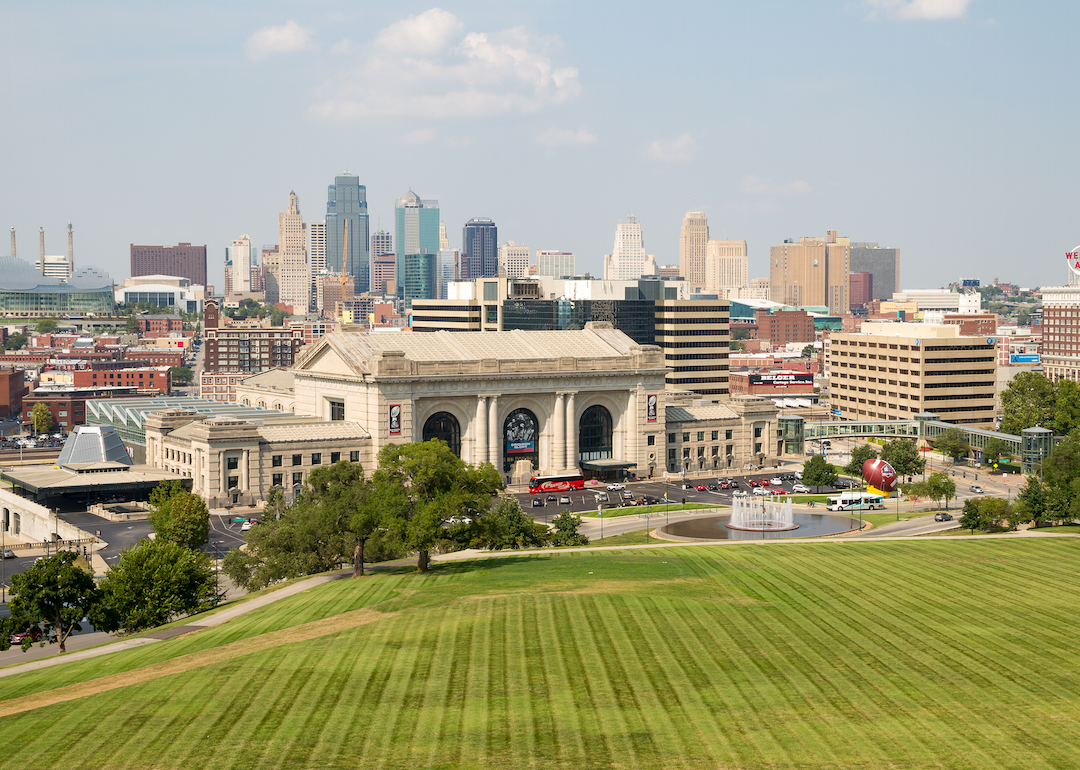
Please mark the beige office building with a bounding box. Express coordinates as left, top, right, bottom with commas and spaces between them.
278, 191, 309, 312
655, 299, 729, 397
828, 323, 997, 426
704, 239, 748, 295
770, 229, 849, 314
679, 211, 709, 290
498, 241, 530, 278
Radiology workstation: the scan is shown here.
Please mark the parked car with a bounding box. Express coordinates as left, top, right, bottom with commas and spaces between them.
934, 512, 954, 522
719, 481, 729, 489
622, 491, 634, 499
753, 487, 769, 496
547, 495, 557, 502
732, 489, 748, 497
707, 483, 718, 491
684, 483, 694, 490
792, 483, 810, 493
0, 548, 14, 559
607, 483, 625, 491
969, 485, 984, 493
770, 477, 783, 485
10, 627, 44, 644
728, 480, 740, 489
532, 498, 543, 507
559, 495, 571, 505
692, 484, 703, 491
749, 479, 759, 487
794, 471, 803, 480
760, 479, 770, 486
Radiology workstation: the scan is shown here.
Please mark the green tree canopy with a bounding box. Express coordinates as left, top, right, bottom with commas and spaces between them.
97, 539, 217, 633
1053, 379, 1080, 435
125, 314, 141, 334
802, 454, 837, 492
34, 317, 59, 333
845, 443, 879, 479
879, 439, 925, 478
925, 472, 957, 509
373, 440, 503, 571
170, 366, 194, 386
4, 333, 27, 350
9, 552, 102, 653
470, 496, 550, 550
933, 428, 970, 462
801, 344, 815, 358
30, 402, 54, 434
549, 511, 589, 547
149, 481, 208, 548
980, 437, 1010, 466
999, 371, 1056, 435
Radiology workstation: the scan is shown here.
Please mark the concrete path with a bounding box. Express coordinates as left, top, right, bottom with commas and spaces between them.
0, 572, 347, 679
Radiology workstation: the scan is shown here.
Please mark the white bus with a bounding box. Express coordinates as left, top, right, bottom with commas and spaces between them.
825, 491, 885, 511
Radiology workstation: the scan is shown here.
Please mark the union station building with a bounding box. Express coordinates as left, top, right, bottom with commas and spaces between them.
144, 323, 781, 506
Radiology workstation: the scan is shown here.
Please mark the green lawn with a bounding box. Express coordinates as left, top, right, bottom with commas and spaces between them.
3, 540, 1080, 768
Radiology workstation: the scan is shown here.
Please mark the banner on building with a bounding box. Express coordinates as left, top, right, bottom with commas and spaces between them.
647, 393, 657, 422
388, 404, 401, 435
1010, 354, 1040, 364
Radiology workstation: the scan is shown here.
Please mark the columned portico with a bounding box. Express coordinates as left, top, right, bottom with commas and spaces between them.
553, 393, 566, 471
487, 395, 499, 466
565, 392, 577, 471
475, 395, 487, 465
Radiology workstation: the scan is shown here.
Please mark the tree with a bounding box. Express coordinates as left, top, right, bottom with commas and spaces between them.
149, 481, 208, 548
801, 344, 815, 358
925, 472, 956, 509
97, 539, 216, 632
549, 510, 589, 547
802, 454, 837, 492
1053, 379, 1080, 435
9, 552, 102, 653
125, 314, 141, 335
305, 461, 380, 577
4, 333, 27, 351
960, 499, 983, 533
845, 443, 879, 479
933, 428, 970, 462
879, 438, 925, 478
732, 327, 751, 341
374, 440, 503, 570
35, 317, 59, 334
469, 497, 549, 550
980, 437, 1010, 466
30, 402, 54, 435
1012, 475, 1047, 527
170, 366, 194, 386
999, 371, 1056, 435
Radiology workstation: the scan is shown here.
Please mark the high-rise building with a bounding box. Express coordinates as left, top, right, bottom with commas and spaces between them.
371, 231, 393, 261
439, 222, 449, 250
395, 190, 440, 296
326, 174, 370, 295
1039, 282, 1080, 382
849, 271, 873, 309
226, 234, 254, 297
262, 244, 282, 305
679, 211, 709, 290
309, 222, 327, 275
372, 253, 396, 295
34, 254, 72, 282
536, 250, 575, 279
747, 277, 770, 301
850, 242, 900, 301
704, 240, 748, 294
436, 249, 459, 299
604, 216, 646, 281
130, 243, 207, 287
769, 229, 849, 314
403, 253, 437, 302
277, 191, 309, 312
461, 217, 498, 280
498, 241, 529, 278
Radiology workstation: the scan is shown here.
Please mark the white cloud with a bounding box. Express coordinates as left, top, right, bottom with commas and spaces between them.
245, 20, 317, 60
330, 39, 354, 55
647, 133, 697, 163
537, 126, 597, 147
310, 8, 581, 120
400, 127, 438, 144
742, 175, 812, 196
864, 0, 974, 20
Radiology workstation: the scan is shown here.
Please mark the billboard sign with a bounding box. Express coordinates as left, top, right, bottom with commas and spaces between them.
747, 372, 814, 388
1010, 354, 1041, 364
1067, 245, 1080, 276
388, 404, 401, 435
646, 393, 657, 422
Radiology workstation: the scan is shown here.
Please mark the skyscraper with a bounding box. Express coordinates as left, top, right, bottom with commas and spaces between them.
849, 242, 900, 301
439, 222, 449, 250
309, 222, 326, 275
461, 217, 498, 280
371, 230, 393, 261
498, 242, 529, 278
769, 229, 849, 314
227, 234, 253, 296
603, 217, 646, 280
704, 239, 748, 294
536, 250, 575, 279
278, 191, 308, 311
326, 174, 370, 294
679, 211, 709, 290
262, 243, 282, 304
394, 190, 440, 297
130, 243, 207, 287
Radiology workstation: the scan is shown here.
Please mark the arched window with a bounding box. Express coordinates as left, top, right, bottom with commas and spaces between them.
423, 412, 461, 457
503, 408, 539, 471
579, 405, 613, 462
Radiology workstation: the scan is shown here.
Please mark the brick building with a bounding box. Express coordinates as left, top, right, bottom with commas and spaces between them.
73, 367, 171, 394
849, 271, 873, 309
130, 244, 208, 288
0, 368, 28, 418
754, 309, 815, 348
201, 300, 304, 403
22, 387, 145, 432
138, 314, 184, 336
942, 313, 997, 337
123, 348, 185, 367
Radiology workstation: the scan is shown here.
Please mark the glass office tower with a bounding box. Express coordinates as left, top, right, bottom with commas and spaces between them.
395, 190, 440, 298
326, 174, 370, 294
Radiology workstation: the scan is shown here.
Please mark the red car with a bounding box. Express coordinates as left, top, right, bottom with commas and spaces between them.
10, 627, 45, 644
760, 479, 770, 486
695, 484, 706, 491
719, 482, 730, 489
749, 479, 759, 487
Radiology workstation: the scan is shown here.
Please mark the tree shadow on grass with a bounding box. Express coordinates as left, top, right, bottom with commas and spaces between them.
367, 553, 555, 578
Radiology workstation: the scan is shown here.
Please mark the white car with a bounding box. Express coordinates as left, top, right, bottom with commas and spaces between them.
792, 483, 810, 493
752, 487, 769, 496
607, 483, 625, 491
241, 521, 253, 531
770, 477, 783, 485
732, 489, 748, 497
794, 471, 803, 480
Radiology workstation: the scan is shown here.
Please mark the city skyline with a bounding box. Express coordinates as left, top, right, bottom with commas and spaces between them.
2, 2, 1077, 293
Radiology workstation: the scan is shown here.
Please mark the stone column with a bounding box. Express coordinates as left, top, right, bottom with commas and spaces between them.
475, 396, 487, 465
488, 396, 499, 467
626, 391, 637, 475
241, 449, 250, 491
553, 393, 565, 472
218, 451, 226, 495
565, 392, 577, 471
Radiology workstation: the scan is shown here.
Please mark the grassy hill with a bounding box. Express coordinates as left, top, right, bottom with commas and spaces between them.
2, 538, 1080, 769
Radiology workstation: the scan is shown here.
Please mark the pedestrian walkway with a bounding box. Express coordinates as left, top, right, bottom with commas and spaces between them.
0, 572, 347, 679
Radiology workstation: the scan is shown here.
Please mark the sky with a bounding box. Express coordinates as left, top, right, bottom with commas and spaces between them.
2, 0, 1078, 293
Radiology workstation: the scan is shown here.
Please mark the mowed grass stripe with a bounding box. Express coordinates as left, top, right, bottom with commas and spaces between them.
370, 609, 437, 766
460, 594, 494, 766
533, 595, 588, 764
409, 607, 470, 768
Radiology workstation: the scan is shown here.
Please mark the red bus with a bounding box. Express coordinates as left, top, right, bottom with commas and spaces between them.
528, 474, 585, 493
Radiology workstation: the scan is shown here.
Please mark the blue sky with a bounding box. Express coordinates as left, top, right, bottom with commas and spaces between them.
2, 0, 1077, 292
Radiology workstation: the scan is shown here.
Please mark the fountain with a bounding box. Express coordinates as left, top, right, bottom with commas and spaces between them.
726, 494, 798, 532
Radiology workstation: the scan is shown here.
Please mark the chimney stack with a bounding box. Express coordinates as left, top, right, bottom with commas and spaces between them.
39, 228, 45, 276
67, 221, 74, 279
